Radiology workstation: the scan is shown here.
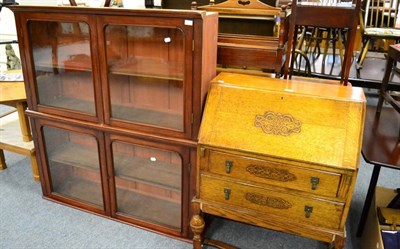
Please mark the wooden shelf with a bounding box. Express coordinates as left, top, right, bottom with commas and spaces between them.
55, 175, 104, 208
116, 187, 181, 229
35, 54, 93, 72
114, 153, 181, 191
38, 96, 96, 115
48, 143, 99, 171
34, 90, 183, 129
109, 58, 184, 81
112, 104, 183, 131
49, 142, 182, 192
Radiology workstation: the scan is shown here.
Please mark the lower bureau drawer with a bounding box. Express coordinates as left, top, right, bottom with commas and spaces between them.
199, 175, 344, 230
204, 150, 342, 198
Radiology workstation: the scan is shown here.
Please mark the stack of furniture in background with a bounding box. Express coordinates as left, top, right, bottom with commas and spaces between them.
11, 5, 218, 240
195, 0, 289, 77
356, 0, 400, 69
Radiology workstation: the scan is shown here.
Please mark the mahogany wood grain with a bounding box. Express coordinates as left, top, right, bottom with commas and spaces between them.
197, 0, 289, 77
356, 105, 400, 237
11, 6, 218, 240
362, 106, 400, 168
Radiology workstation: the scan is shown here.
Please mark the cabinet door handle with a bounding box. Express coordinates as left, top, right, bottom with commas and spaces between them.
225, 160, 233, 173
311, 177, 319, 190
304, 205, 313, 218
224, 188, 231, 200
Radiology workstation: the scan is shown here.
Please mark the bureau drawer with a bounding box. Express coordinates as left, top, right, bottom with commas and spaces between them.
200, 175, 344, 230
204, 150, 342, 198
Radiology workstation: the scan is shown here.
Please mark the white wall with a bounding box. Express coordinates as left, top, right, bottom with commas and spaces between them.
0, 1, 59, 71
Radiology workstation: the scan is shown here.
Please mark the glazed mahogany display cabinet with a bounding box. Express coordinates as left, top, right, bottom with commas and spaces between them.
10, 5, 218, 239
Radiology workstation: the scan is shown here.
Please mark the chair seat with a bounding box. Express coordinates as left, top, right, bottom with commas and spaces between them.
365, 27, 400, 37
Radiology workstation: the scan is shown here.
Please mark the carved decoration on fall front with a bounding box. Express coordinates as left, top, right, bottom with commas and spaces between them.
254, 111, 301, 136
245, 193, 292, 209
246, 165, 297, 182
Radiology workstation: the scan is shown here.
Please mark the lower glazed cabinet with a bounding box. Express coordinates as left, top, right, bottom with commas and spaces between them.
190, 73, 366, 249
33, 117, 195, 238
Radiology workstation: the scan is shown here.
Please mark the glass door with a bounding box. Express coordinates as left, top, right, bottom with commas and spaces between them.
98, 16, 194, 138
39, 121, 108, 213
107, 134, 189, 234
25, 14, 101, 122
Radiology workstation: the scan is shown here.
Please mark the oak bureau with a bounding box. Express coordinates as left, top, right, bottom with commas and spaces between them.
190, 73, 366, 249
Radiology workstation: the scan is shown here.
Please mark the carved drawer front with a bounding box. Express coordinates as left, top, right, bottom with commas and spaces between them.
199, 175, 344, 230
205, 151, 342, 198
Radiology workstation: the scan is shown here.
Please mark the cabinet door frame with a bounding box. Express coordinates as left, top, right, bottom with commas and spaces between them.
33, 118, 111, 216
97, 16, 194, 139
105, 133, 191, 237
15, 12, 104, 123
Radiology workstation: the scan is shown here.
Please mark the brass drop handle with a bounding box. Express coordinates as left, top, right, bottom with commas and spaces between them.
225, 160, 233, 174
224, 188, 231, 200
311, 177, 319, 190
304, 205, 313, 218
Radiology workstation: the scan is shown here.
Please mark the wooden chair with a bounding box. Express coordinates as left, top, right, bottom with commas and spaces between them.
283, 0, 361, 85
195, 0, 290, 77
356, 0, 400, 69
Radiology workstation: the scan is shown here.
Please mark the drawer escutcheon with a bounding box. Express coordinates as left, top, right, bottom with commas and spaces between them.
304, 205, 313, 218
224, 188, 231, 200
311, 177, 320, 190
225, 160, 233, 173
244, 192, 292, 209
246, 165, 297, 182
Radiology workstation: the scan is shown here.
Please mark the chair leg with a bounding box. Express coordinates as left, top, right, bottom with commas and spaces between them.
0, 149, 6, 170
321, 28, 331, 74
337, 30, 344, 66
356, 38, 370, 69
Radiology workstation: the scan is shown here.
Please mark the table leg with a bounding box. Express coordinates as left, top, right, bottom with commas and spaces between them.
0, 149, 6, 170
356, 164, 381, 237
15, 102, 32, 142
30, 150, 40, 181
377, 55, 394, 113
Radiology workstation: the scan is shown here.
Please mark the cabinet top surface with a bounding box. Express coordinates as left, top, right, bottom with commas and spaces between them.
212, 73, 366, 102
199, 73, 366, 169
8, 5, 217, 19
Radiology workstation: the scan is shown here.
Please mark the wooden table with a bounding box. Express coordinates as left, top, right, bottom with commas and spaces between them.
0, 80, 39, 181
356, 105, 400, 237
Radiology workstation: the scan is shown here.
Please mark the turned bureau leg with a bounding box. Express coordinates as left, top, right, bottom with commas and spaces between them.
329, 235, 345, 249
190, 214, 205, 249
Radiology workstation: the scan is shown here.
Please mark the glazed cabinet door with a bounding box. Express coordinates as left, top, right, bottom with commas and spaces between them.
34, 119, 110, 215
18, 13, 103, 122
106, 134, 190, 236
97, 16, 194, 138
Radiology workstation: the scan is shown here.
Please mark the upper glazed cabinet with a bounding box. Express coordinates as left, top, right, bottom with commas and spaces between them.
16, 7, 218, 139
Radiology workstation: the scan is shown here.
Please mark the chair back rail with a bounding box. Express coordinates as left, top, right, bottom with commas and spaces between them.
365, 0, 399, 28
